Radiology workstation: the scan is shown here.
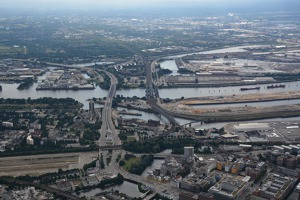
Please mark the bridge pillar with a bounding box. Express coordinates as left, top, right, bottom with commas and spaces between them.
189, 123, 191, 128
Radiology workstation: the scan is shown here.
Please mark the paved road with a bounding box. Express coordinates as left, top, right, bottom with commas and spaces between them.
98, 70, 121, 147
12, 59, 179, 199
143, 57, 179, 126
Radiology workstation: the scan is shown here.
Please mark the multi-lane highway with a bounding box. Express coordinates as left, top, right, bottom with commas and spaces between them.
7, 59, 181, 199
144, 57, 179, 126
98, 70, 122, 147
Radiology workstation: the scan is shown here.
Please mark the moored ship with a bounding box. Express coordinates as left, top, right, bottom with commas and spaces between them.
267, 84, 285, 89
240, 87, 260, 91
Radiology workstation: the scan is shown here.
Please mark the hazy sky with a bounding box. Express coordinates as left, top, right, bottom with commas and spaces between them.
1, 0, 299, 11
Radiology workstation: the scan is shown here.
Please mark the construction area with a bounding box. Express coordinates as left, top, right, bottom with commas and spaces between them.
177, 91, 300, 105
161, 90, 300, 122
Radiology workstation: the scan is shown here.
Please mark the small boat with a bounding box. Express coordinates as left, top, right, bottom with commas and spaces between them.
240, 87, 260, 91
267, 84, 285, 89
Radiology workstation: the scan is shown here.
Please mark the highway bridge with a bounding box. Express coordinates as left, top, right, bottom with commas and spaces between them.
98, 70, 122, 147
181, 120, 204, 127
99, 145, 123, 150
148, 99, 179, 126
144, 57, 179, 126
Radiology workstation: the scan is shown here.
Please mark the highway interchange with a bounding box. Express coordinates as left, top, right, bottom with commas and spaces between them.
9, 59, 182, 199
94, 60, 182, 199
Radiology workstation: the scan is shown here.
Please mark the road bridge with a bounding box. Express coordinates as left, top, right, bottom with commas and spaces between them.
181, 120, 204, 128
148, 99, 179, 126
99, 145, 123, 150
97, 70, 122, 147
143, 57, 179, 126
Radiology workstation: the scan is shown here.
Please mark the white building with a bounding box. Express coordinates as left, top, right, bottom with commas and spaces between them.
234, 123, 271, 132
2, 122, 13, 127
26, 135, 34, 145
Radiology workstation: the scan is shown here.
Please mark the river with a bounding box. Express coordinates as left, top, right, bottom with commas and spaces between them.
117, 107, 169, 124
2, 78, 300, 127
115, 81, 300, 99
1, 45, 300, 128
0, 82, 107, 110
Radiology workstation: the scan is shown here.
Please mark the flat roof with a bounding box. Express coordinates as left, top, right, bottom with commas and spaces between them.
287, 126, 299, 129
239, 144, 252, 147
273, 145, 284, 150
281, 145, 292, 150
234, 123, 270, 130
221, 133, 239, 138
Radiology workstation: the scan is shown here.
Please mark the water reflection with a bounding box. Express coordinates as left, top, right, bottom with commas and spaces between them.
117, 107, 168, 124
79, 181, 142, 198
0, 83, 107, 110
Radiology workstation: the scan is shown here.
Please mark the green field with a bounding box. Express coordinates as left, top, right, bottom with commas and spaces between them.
123, 157, 140, 171
0, 45, 24, 54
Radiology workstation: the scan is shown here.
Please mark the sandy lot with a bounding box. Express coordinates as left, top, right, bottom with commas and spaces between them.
179, 91, 300, 105
0, 152, 98, 176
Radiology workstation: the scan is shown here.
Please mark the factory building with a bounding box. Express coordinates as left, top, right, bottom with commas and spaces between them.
233, 123, 271, 133
208, 176, 249, 200
253, 173, 295, 200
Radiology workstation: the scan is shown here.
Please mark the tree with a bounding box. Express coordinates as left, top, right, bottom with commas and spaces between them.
119, 160, 125, 166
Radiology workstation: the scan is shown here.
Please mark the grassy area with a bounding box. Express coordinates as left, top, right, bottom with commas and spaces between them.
127, 136, 136, 142
123, 157, 140, 171
0, 45, 24, 54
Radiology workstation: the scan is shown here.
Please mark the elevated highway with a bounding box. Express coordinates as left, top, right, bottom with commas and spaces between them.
144, 57, 179, 126
98, 70, 122, 147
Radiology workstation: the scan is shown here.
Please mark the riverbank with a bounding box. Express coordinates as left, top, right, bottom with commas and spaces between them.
117, 104, 156, 114
164, 103, 300, 123
170, 109, 300, 123
158, 79, 300, 89
180, 91, 300, 105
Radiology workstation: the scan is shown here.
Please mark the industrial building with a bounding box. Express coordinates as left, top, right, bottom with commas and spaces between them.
253, 173, 295, 200
208, 176, 249, 200
233, 123, 271, 132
